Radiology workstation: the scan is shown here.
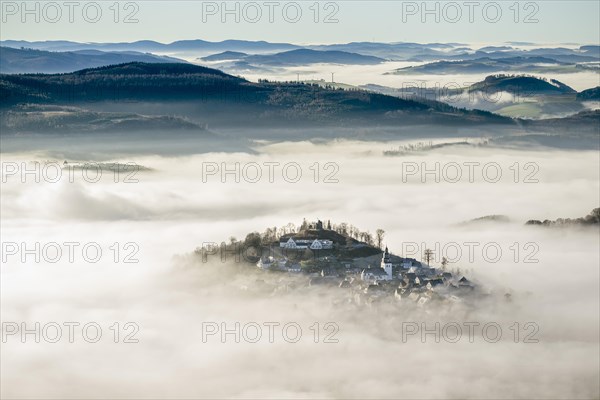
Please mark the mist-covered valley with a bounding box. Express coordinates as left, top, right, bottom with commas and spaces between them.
1, 133, 599, 399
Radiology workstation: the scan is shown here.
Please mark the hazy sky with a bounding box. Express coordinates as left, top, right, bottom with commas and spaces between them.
1, 1, 599, 45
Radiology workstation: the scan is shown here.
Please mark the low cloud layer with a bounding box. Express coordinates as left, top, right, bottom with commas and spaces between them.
1, 138, 599, 399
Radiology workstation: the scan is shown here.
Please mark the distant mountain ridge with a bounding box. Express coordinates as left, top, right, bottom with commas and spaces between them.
200, 49, 385, 66
0, 46, 186, 74
389, 56, 588, 75
244, 49, 385, 66
0, 39, 298, 54
2, 40, 597, 62
201, 51, 248, 61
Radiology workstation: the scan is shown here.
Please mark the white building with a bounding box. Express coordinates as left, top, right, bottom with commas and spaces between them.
361, 268, 391, 282
257, 257, 275, 269
257, 256, 287, 269
287, 264, 301, 273
361, 247, 394, 282
280, 237, 333, 250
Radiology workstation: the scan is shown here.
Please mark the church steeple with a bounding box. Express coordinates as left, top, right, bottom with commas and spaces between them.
381, 246, 393, 278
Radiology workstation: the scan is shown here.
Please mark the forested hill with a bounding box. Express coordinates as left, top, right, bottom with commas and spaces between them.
468, 75, 577, 95
69, 62, 233, 77
1, 62, 245, 102
0, 62, 516, 127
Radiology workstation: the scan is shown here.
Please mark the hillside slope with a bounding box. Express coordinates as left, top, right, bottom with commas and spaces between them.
0, 62, 514, 128
577, 86, 600, 101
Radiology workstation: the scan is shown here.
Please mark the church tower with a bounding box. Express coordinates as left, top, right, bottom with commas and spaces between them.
381, 246, 393, 279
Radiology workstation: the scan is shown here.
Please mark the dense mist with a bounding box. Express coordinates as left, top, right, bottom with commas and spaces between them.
1, 136, 598, 399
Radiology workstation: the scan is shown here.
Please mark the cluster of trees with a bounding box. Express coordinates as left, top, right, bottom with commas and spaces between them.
299, 218, 387, 249
526, 208, 599, 227
257, 79, 364, 93
328, 223, 386, 249
224, 219, 388, 251
489, 73, 547, 80
258, 79, 322, 87
258, 223, 298, 243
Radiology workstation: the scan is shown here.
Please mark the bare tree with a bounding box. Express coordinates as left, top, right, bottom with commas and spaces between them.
423, 249, 434, 266
339, 223, 348, 236
365, 232, 374, 246
286, 222, 296, 234
349, 226, 357, 239
300, 218, 308, 231
441, 257, 448, 271
359, 232, 368, 243
375, 229, 385, 249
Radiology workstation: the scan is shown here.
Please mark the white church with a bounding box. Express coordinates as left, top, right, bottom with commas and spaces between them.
361, 246, 394, 282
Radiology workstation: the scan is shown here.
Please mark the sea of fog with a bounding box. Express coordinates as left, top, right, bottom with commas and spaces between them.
203, 61, 600, 92
1, 138, 599, 399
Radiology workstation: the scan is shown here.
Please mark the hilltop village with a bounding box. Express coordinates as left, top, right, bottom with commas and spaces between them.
197, 220, 477, 307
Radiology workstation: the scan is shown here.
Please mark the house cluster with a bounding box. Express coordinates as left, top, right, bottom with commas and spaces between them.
328, 246, 475, 307
256, 256, 301, 272
254, 242, 476, 308
390, 270, 473, 307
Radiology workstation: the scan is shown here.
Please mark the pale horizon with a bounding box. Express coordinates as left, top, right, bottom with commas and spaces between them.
2, 1, 599, 44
